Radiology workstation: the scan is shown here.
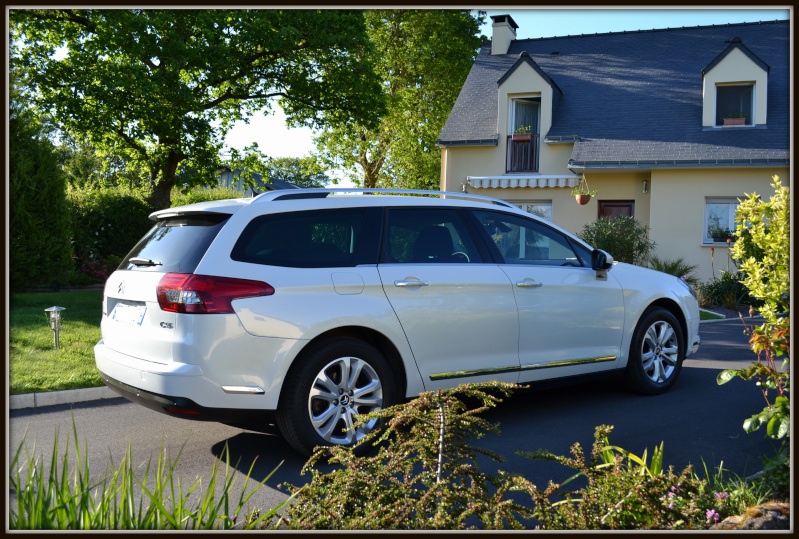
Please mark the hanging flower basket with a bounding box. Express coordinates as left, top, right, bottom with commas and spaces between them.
571, 177, 597, 206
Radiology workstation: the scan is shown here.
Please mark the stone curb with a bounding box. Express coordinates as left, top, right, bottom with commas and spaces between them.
9, 386, 118, 411
699, 310, 763, 324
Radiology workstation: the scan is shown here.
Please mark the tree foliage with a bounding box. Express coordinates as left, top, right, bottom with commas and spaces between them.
10, 9, 385, 209
729, 176, 790, 325
264, 156, 331, 188
717, 176, 790, 440
222, 144, 331, 191
9, 77, 74, 290
313, 10, 484, 189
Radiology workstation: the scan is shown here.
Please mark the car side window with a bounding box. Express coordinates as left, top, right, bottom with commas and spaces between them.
382, 208, 483, 264
231, 208, 369, 268
474, 210, 584, 267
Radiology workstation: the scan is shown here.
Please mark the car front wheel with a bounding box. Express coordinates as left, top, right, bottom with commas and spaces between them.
277, 337, 396, 456
624, 307, 685, 395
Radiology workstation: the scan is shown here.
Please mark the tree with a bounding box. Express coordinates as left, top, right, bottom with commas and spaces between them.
222, 145, 330, 190
265, 156, 331, 188
313, 10, 484, 189
9, 77, 73, 290
10, 9, 385, 209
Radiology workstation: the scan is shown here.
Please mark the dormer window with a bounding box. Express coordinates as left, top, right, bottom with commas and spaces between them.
702, 37, 769, 128
716, 84, 754, 126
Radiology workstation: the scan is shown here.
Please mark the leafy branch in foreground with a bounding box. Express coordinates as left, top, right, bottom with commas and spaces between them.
718, 175, 790, 440
275, 382, 536, 530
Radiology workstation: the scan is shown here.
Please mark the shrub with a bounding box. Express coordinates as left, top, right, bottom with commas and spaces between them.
649, 256, 699, 288
67, 185, 153, 283
523, 425, 736, 530
696, 270, 751, 310
9, 100, 73, 290
577, 216, 655, 266
717, 175, 790, 441
759, 443, 790, 500
275, 382, 536, 530
729, 175, 790, 325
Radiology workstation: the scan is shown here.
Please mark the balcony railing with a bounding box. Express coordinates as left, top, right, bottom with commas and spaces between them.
506, 135, 539, 173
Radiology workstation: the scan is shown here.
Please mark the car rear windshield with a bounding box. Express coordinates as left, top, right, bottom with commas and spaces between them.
118, 214, 230, 273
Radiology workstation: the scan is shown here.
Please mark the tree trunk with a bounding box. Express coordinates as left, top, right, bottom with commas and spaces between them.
146, 149, 184, 210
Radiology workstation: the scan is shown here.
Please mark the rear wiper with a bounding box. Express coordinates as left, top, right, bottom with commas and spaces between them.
129, 257, 163, 267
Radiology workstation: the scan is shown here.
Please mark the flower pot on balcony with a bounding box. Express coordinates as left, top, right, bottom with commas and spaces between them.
511, 133, 532, 144
723, 117, 746, 126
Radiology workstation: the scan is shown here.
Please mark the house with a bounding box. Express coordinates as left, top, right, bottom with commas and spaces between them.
437, 15, 789, 282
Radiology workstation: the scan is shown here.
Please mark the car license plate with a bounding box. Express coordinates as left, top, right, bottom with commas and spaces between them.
110, 303, 147, 326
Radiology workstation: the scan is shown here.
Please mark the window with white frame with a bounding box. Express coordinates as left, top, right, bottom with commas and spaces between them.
511, 97, 540, 135
515, 201, 552, 222
704, 198, 739, 243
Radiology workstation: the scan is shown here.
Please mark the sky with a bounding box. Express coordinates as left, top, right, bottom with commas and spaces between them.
224, 7, 791, 164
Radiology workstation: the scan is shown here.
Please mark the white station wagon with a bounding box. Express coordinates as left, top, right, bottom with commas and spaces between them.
95, 189, 700, 455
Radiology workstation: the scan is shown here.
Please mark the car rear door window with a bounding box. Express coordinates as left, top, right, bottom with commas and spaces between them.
231, 208, 373, 268
381, 208, 484, 264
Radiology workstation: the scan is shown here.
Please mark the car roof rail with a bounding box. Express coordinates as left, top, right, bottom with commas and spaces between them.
256, 188, 516, 208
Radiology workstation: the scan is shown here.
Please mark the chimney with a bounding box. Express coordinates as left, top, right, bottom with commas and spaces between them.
491, 14, 518, 55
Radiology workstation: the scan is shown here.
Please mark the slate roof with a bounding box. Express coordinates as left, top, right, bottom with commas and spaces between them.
438, 20, 790, 169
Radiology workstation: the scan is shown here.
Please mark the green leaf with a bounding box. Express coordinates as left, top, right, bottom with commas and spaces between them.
716, 369, 741, 385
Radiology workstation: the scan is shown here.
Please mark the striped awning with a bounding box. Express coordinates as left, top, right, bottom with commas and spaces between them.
466, 175, 580, 189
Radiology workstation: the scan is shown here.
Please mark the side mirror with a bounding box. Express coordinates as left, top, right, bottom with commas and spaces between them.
591, 249, 614, 271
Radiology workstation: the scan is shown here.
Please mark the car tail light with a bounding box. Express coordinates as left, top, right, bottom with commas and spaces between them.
157, 273, 274, 314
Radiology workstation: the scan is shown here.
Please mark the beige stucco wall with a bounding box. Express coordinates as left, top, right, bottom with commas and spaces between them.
649, 168, 788, 283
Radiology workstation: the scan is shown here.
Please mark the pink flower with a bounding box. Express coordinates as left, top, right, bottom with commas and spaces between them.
706, 509, 720, 523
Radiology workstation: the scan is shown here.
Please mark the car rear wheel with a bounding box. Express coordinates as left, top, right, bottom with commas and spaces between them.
624, 307, 685, 395
277, 337, 396, 456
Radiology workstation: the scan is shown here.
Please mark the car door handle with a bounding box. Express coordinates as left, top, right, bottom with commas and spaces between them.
394, 279, 430, 287
516, 278, 543, 288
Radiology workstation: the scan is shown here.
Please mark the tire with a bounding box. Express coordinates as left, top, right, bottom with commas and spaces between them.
624, 307, 685, 395
276, 337, 397, 456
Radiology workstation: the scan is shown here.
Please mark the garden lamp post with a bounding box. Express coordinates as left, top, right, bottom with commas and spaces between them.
44, 306, 66, 350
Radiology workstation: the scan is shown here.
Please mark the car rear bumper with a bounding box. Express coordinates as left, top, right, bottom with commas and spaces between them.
94, 339, 283, 411
98, 370, 271, 423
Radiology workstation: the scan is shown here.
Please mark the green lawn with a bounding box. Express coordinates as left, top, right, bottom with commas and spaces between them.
700, 309, 726, 321
9, 290, 105, 395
